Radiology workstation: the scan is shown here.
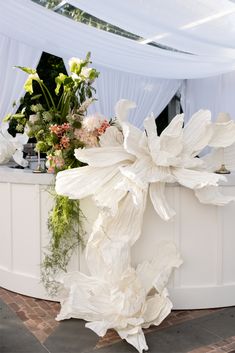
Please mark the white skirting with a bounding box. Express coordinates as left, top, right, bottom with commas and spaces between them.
0, 165, 235, 309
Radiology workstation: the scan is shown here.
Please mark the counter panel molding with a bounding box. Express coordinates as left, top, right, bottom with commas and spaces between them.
1, 166, 235, 309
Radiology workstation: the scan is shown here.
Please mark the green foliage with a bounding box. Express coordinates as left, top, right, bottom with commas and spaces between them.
41, 193, 85, 295
14, 66, 37, 74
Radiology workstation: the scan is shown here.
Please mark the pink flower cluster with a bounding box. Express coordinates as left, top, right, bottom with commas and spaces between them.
49, 123, 70, 137
49, 123, 71, 150
74, 128, 99, 148
74, 118, 110, 147
60, 136, 70, 149
47, 154, 65, 173
97, 120, 110, 136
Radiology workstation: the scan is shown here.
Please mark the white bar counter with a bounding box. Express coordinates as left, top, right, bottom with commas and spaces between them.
0, 165, 235, 309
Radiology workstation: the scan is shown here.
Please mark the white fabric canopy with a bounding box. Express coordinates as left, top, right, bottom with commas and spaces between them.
68, 0, 235, 59
0, 34, 41, 121
0, 0, 235, 79
181, 71, 235, 124
1, 0, 235, 126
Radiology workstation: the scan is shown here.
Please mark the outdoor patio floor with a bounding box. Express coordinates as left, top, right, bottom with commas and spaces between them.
1, 286, 235, 353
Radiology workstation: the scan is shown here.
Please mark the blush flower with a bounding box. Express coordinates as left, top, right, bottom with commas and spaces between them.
97, 120, 110, 136
60, 136, 70, 149
83, 113, 106, 132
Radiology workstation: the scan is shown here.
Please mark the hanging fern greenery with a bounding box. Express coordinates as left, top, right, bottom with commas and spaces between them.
41, 191, 85, 295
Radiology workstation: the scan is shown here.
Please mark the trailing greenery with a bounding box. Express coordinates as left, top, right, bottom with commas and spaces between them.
41, 193, 85, 295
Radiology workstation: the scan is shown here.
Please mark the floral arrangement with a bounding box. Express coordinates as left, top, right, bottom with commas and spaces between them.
6, 53, 112, 293
9, 53, 101, 171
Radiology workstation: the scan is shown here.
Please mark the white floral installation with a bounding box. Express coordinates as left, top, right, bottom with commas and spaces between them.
202, 112, 235, 173
55, 100, 235, 353
0, 121, 28, 166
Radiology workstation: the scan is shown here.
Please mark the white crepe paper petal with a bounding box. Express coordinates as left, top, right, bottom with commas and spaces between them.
144, 113, 158, 140
56, 165, 121, 199
15, 132, 29, 147
119, 329, 148, 353
116, 177, 146, 207
122, 122, 148, 159
99, 126, 124, 147
75, 146, 134, 167
149, 182, 176, 221
93, 172, 127, 216
0, 122, 28, 166
13, 150, 28, 167
159, 114, 184, 157
172, 168, 226, 190
137, 241, 183, 294
183, 110, 212, 156
142, 293, 172, 329
209, 120, 235, 148
114, 99, 136, 122
0, 134, 15, 164
195, 186, 235, 206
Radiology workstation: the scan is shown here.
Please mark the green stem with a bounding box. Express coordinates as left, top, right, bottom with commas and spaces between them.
56, 94, 63, 111
42, 83, 56, 110
61, 91, 71, 119
37, 81, 51, 110
36, 80, 56, 110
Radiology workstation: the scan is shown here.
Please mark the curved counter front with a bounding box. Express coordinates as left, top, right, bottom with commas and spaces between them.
0, 165, 235, 309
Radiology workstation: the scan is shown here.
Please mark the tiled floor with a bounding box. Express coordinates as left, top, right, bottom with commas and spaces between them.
1, 286, 235, 353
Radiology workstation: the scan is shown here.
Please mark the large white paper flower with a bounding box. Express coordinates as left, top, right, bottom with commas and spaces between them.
0, 122, 28, 167
118, 109, 235, 220
57, 106, 235, 222
55, 101, 235, 353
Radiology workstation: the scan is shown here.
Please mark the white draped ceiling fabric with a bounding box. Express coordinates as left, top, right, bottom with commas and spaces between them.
68, 0, 235, 59
0, 34, 41, 120
1, 0, 235, 125
88, 69, 182, 129
181, 71, 235, 123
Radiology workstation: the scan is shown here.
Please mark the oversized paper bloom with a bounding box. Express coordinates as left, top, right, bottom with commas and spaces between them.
55, 100, 235, 353
0, 122, 28, 166
59, 104, 235, 221
118, 110, 235, 220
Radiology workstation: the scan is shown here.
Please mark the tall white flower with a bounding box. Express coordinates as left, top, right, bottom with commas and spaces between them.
0, 122, 28, 167
68, 57, 84, 73
80, 67, 93, 80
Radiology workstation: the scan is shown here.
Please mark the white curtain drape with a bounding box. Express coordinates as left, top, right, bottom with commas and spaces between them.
68, 0, 235, 59
1, 0, 235, 79
0, 34, 41, 123
180, 71, 235, 124
1, 0, 235, 126
65, 61, 182, 129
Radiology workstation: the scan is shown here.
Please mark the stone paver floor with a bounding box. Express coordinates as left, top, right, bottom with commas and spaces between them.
1, 286, 235, 353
